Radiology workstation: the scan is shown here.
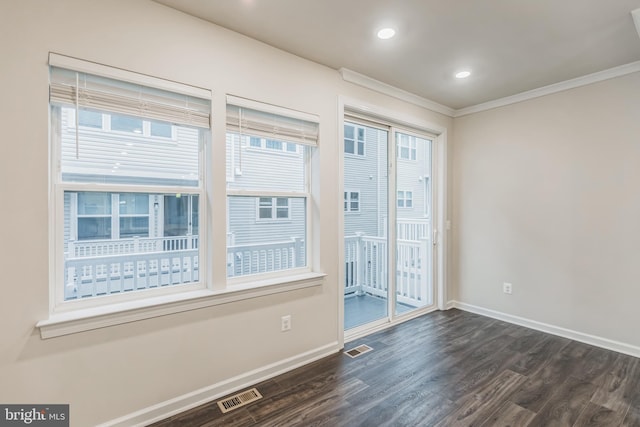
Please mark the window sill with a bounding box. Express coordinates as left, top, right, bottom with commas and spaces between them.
37, 272, 326, 339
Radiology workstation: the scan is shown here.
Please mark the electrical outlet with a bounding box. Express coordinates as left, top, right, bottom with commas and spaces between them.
281, 315, 292, 332
503, 282, 513, 295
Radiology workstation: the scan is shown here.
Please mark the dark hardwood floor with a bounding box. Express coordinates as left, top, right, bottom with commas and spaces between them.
150, 309, 640, 426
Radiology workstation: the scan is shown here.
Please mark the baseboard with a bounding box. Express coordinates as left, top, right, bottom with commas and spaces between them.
451, 301, 640, 358
98, 341, 341, 427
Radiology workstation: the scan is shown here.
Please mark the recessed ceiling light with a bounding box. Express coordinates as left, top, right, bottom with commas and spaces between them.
377, 28, 396, 39
455, 70, 472, 79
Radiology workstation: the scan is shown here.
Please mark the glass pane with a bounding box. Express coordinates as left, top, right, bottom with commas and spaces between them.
259, 207, 272, 219
78, 192, 111, 215
60, 107, 200, 187
111, 114, 143, 133
344, 121, 388, 330
344, 139, 354, 154
150, 121, 172, 138
64, 191, 200, 301
344, 124, 354, 139
119, 217, 149, 238
164, 194, 188, 236
79, 110, 102, 128
227, 196, 306, 278
266, 139, 282, 150
119, 193, 149, 215
250, 137, 261, 147
78, 217, 111, 240
192, 196, 199, 235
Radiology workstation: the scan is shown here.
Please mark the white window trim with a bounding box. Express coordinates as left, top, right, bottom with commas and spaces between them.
344, 190, 360, 213
256, 197, 291, 222
344, 123, 365, 157
397, 190, 413, 209
49, 56, 210, 317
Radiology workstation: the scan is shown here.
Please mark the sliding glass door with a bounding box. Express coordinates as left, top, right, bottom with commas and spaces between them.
343, 120, 389, 329
344, 118, 435, 331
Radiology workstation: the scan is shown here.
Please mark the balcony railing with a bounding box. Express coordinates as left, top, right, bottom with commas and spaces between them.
65, 220, 430, 304
345, 232, 430, 307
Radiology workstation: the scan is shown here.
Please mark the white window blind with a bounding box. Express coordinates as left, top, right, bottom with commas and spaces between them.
226, 96, 319, 146
50, 67, 211, 129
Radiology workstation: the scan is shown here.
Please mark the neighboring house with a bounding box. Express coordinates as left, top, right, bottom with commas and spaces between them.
61, 107, 200, 251
343, 121, 432, 240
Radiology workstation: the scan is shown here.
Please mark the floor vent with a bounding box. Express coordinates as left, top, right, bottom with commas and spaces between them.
217, 388, 263, 413
344, 344, 373, 358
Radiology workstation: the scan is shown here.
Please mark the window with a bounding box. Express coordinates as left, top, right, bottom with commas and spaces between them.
111, 114, 143, 133
397, 191, 413, 208
344, 191, 360, 212
78, 109, 103, 129
50, 58, 210, 307
226, 96, 319, 279
119, 193, 149, 238
344, 123, 365, 156
257, 197, 290, 220
398, 133, 417, 160
77, 192, 112, 240
248, 136, 297, 152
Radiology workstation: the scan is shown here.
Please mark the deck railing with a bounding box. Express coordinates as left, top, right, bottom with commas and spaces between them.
226, 237, 304, 277
345, 232, 430, 307
64, 220, 430, 304
65, 249, 199, 300
68, 235, 198, 258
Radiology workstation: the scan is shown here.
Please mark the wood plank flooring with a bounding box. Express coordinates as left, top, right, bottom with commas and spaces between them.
150, 309, 640, 426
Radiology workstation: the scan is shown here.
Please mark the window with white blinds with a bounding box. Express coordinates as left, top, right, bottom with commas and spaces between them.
49, 54, 211, 308
225, 97, 318, 281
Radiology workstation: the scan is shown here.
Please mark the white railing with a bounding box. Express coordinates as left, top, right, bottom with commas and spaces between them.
345, 232, 430, 307
396, 218, 429, 240
69, 235, 199, 258
65, 249, 199, 300
227, 237, 304, 277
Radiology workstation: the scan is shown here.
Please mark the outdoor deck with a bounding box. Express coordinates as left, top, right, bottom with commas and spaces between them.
344, 294, 415, 330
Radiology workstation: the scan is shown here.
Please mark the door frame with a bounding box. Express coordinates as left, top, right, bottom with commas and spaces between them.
338, 96, 449, 345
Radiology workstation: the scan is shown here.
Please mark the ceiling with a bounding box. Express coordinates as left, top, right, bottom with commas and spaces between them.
156, 0, 640, 110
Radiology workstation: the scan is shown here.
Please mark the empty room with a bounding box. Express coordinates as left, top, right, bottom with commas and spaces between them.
2, 0, 640, 426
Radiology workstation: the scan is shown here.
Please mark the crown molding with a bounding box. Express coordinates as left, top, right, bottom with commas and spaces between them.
339, 68, 456, 117
339, 61, 640, 119
454, 60, 640, 117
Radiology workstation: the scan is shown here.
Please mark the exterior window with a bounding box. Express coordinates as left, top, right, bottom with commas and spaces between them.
78, 110, 103, 129
398, 191, 413, 208
150, 120, 172, 138
226, 100, 318, 280
398, 134, 417, 160
119, 193, 149, 238
50, 62, 210, 305
77, 192, 112, 240
344, 124, 365, 156
248, 137, 297, 153
344, 191, 360, 212
258, 197, 290, 220
111, 114, 143, 134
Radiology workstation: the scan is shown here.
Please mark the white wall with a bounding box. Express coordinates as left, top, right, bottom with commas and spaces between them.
0, 1, 452, 425
453, 72, 640, 347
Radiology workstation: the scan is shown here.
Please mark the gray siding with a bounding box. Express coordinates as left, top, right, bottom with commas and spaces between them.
396, 136, 432, 221
60, 107, 199, 185
227, 197, 306, 246
344, 123, 386, 238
